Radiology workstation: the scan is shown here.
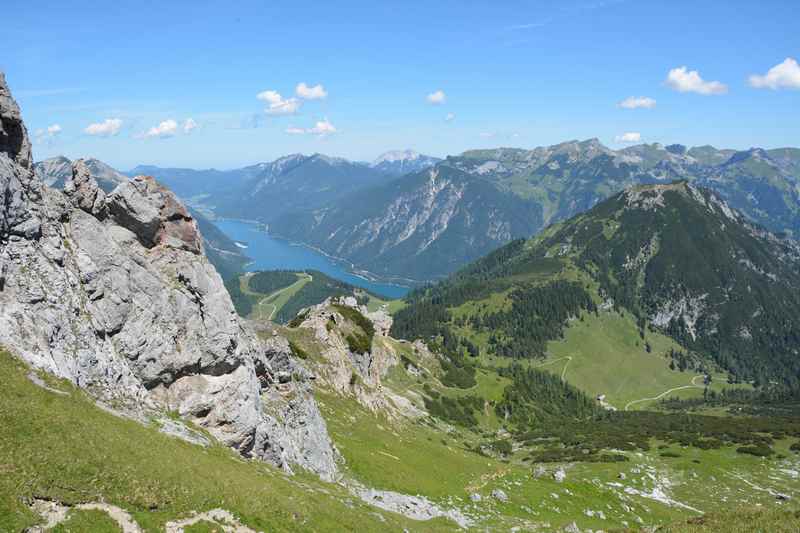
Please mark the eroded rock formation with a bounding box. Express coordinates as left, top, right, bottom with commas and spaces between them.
0, 72, 338, 480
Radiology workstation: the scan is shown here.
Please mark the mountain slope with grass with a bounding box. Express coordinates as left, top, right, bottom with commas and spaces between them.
393, 181, 800, 395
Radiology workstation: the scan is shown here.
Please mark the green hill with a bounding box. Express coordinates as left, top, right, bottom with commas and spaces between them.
392, 181, 800, 400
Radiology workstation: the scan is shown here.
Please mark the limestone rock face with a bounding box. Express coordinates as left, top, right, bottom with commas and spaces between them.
0, 73, 337, 480
0, 72, 32, 170
296, 297, 424, 419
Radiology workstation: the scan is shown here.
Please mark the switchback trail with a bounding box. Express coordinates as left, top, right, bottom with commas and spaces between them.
624, 374, 705, 411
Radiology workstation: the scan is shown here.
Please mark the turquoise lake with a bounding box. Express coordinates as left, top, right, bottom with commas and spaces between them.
215, 219, 410, 299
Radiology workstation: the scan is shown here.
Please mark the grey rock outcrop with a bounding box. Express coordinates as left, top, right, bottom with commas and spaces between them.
491, 489, 508, 502
0, 73, 337, 480
295, 297, 424, 419
0, 72, 32, 170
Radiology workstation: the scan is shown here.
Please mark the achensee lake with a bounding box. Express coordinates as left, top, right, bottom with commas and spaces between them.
215, 219, 410, 299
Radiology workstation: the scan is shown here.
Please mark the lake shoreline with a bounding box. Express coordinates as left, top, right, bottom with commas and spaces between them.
215, 219, 412, 299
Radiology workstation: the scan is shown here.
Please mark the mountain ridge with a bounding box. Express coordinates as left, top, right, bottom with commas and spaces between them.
265, 138, 800, 280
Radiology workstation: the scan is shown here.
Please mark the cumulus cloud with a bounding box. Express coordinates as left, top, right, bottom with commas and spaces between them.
615, 132, 641, 143
618, 96, 656, 109
143, 119, 179, 139
34, 124, 62, 144
427, 90, 446, 105
309, 119, 336, 136
445, 112, 456, 122
666, 66, 727, 95
284, 119, 337, 137
85, 118, 123, 137
257, 90, 302, 115
183, 118, 198, 134
749, 58, 800, 90
37, 124, 62, 137
296, 82, 327, 100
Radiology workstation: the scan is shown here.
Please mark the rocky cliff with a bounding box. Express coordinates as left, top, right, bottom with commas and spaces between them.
0, 72, 337, 480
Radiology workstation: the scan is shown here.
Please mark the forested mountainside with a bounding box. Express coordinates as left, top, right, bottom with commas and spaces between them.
213, 153, 397, 222
393, 181, 800, 389
35, 156, 250, 279
270, 164, 543, 281
267, 139, 800, 281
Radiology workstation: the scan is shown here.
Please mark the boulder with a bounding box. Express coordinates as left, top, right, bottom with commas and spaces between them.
491, 489, 508, 502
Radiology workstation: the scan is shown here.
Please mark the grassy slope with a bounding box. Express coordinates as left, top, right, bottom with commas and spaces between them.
284, 312, 800, 531
239, 272, 310, 321
317, 382, 800, 531
0, 350, 439, 533
440, 261, 749, 412
543, 311, 748, 409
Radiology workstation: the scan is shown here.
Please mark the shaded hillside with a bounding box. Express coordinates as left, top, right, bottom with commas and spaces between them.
266, 140, 800, 281
270, 165, 543, 281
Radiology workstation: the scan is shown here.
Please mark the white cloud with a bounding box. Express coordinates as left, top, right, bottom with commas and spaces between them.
445, 112, 456, 122
257, 90, 302, 115
615, 132, 641, 143
256, 90, 283, 104
666, 66, 727, 95
309, 119, 336, 136
427, 90, 446, 105
479, 132, 496, 138
296, 82, 327, 100
749, 58, 800, 90
284, 119, 337, 137
143, 119, 178, 139
85, 118, 123, 137
36, 123, 62, 137
618, 96, 656, 109
34, 124, 62, 144
183, 118, 198, 134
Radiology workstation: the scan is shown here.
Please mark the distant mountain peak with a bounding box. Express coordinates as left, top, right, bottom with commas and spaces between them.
309, 153, 350, 166
369, 150, 440, 176
372, 149, 422, 165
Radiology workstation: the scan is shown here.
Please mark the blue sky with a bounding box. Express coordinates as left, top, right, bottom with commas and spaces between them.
2, 0, 798, 169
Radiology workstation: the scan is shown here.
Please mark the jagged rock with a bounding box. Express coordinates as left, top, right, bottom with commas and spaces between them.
106, 175, 202, 253
469, 493, 482, 502
554, 468, 567, 483
0, 72, 32, 170
295, 298, 424, 419
563, 522, 581, 533
491, 489, 508, 502
0, 73, 337, 481
64, 159, 107, 218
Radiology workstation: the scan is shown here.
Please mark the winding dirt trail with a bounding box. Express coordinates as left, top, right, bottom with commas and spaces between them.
532, 356, 573, 380
623, 374, 705, 411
